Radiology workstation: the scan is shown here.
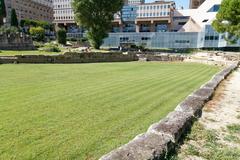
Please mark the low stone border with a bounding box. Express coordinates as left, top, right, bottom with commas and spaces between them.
100, 62, 239, 160
0, 52, 138, 64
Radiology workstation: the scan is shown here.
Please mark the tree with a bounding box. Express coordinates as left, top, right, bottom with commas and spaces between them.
72, 0, 123, 49
10, 8, 18, 27
29, 26, 45, 41
57, 29, 67, 45
0, 0, 6, 26
212, 0, 240, 43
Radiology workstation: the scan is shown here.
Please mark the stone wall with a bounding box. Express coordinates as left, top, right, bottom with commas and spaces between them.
138, 53, 184, 62
0, 52, 138, 64
0, 33, 35, 50
100, 62, 239, 160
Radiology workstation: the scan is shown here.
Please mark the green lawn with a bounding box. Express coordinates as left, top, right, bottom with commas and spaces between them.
0, 62, 219, 160
0, 50, 62, 56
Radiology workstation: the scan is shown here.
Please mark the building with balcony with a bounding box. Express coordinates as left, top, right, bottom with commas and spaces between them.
127, 0, 145, 5
4, 0, 54, 23
189, 0, 206, 9
112, 1, 176, 33
53, 0, 83, 38
52, 0, 239, 49
103, 0, 240, 49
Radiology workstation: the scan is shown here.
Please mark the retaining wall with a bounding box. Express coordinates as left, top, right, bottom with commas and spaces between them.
100, 62, 239, 160
0, 33, 35, 50
138, 54, 184, 62
0, 52, 138, 64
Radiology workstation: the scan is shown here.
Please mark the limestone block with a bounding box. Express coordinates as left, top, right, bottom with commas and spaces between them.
175, 96, 205, 118
147, 111, 194, 143
191, 88, 214, 102
100, 133, 173, 160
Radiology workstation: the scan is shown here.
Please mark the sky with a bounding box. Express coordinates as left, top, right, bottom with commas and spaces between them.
145, 0, 189, 9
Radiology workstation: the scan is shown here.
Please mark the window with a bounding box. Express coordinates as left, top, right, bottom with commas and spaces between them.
205, 36, 219, 40
202, 19, 209, 23
175, 40, 190, 43
120, 37, 129, 42
178, 22, 186, 25
141, 37, 151, 41
208, 5, 220, 12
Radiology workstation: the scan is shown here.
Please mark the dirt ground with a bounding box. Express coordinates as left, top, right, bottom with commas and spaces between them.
175, 67, 240, 160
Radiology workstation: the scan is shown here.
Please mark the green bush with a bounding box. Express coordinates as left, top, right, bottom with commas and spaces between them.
20, 19, 54, 30
29, 26, 45, 42
33, 41, 44, 48
57, 29, 67, 45
41, 44, 61, 52
67, 37, 78, 42
0, 26, 19, 34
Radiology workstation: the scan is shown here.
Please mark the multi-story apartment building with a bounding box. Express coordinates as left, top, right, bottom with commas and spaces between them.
53, 0, 149, 37
53, 0, 240, 49
53, 0, 82, 36
111, 1, 176, 33
103, 0, 240, 49
4, 0, 54, 23
189, 0, 206, 9
127, 0, 145, 5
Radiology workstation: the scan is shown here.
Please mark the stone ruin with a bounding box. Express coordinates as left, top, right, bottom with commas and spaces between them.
100, 63, 239, 160
0, 33, 35, 50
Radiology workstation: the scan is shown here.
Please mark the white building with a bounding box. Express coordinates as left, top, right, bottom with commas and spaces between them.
103, 0, 240, 49
53, 0, 74, 24
127, 0, 145, 5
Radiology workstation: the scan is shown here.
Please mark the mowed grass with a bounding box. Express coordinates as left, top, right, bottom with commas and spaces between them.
0, 62, 219, 160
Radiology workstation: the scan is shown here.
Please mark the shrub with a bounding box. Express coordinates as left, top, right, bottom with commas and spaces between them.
57, 29, 67, 45
29, 26, 45, 42
0, 26, 19, 34
20, 19, 54, 30
67, 37, 78, 42
33, 41, 44, 48
41, 44, 61, 52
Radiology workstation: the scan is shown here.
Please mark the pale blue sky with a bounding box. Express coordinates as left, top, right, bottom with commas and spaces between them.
145, 0, 189, 9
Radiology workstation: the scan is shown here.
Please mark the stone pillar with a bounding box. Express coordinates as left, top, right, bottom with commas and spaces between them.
136, 23, 140, 33
150, 22, 155, 32
119, 23, 124, 32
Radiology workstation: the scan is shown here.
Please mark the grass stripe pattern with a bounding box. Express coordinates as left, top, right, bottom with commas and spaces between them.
0, 62, 219, 160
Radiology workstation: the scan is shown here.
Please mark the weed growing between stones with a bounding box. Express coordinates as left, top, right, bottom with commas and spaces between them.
174, 122, 240, 160
227, 124, 240, 134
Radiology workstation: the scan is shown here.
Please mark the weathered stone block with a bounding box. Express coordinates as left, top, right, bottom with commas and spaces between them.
212, 74, 225, 84
201, 80, 219, 90
147, 111, 194, 143
191, 88, 214, 102
175, 96, 205, 118
100, 133, 173, 160
216, 68, 232, 78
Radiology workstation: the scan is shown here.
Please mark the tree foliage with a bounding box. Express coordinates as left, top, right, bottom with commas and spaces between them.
212, 0, 240, 43
20, 19, 54, 30
57, 28, 67, 45
29, 26, 45, 42
10, 9, 18, 27
72, 0, 123, 49
0, 0, 6, 25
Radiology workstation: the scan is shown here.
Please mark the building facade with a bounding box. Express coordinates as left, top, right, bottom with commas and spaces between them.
53, 0, 82, 38
127, 0, 145, 5
103, 0, 240, 49
53, 0, 240, 49
4, 0, 54, 23
189, 0, 206, 9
